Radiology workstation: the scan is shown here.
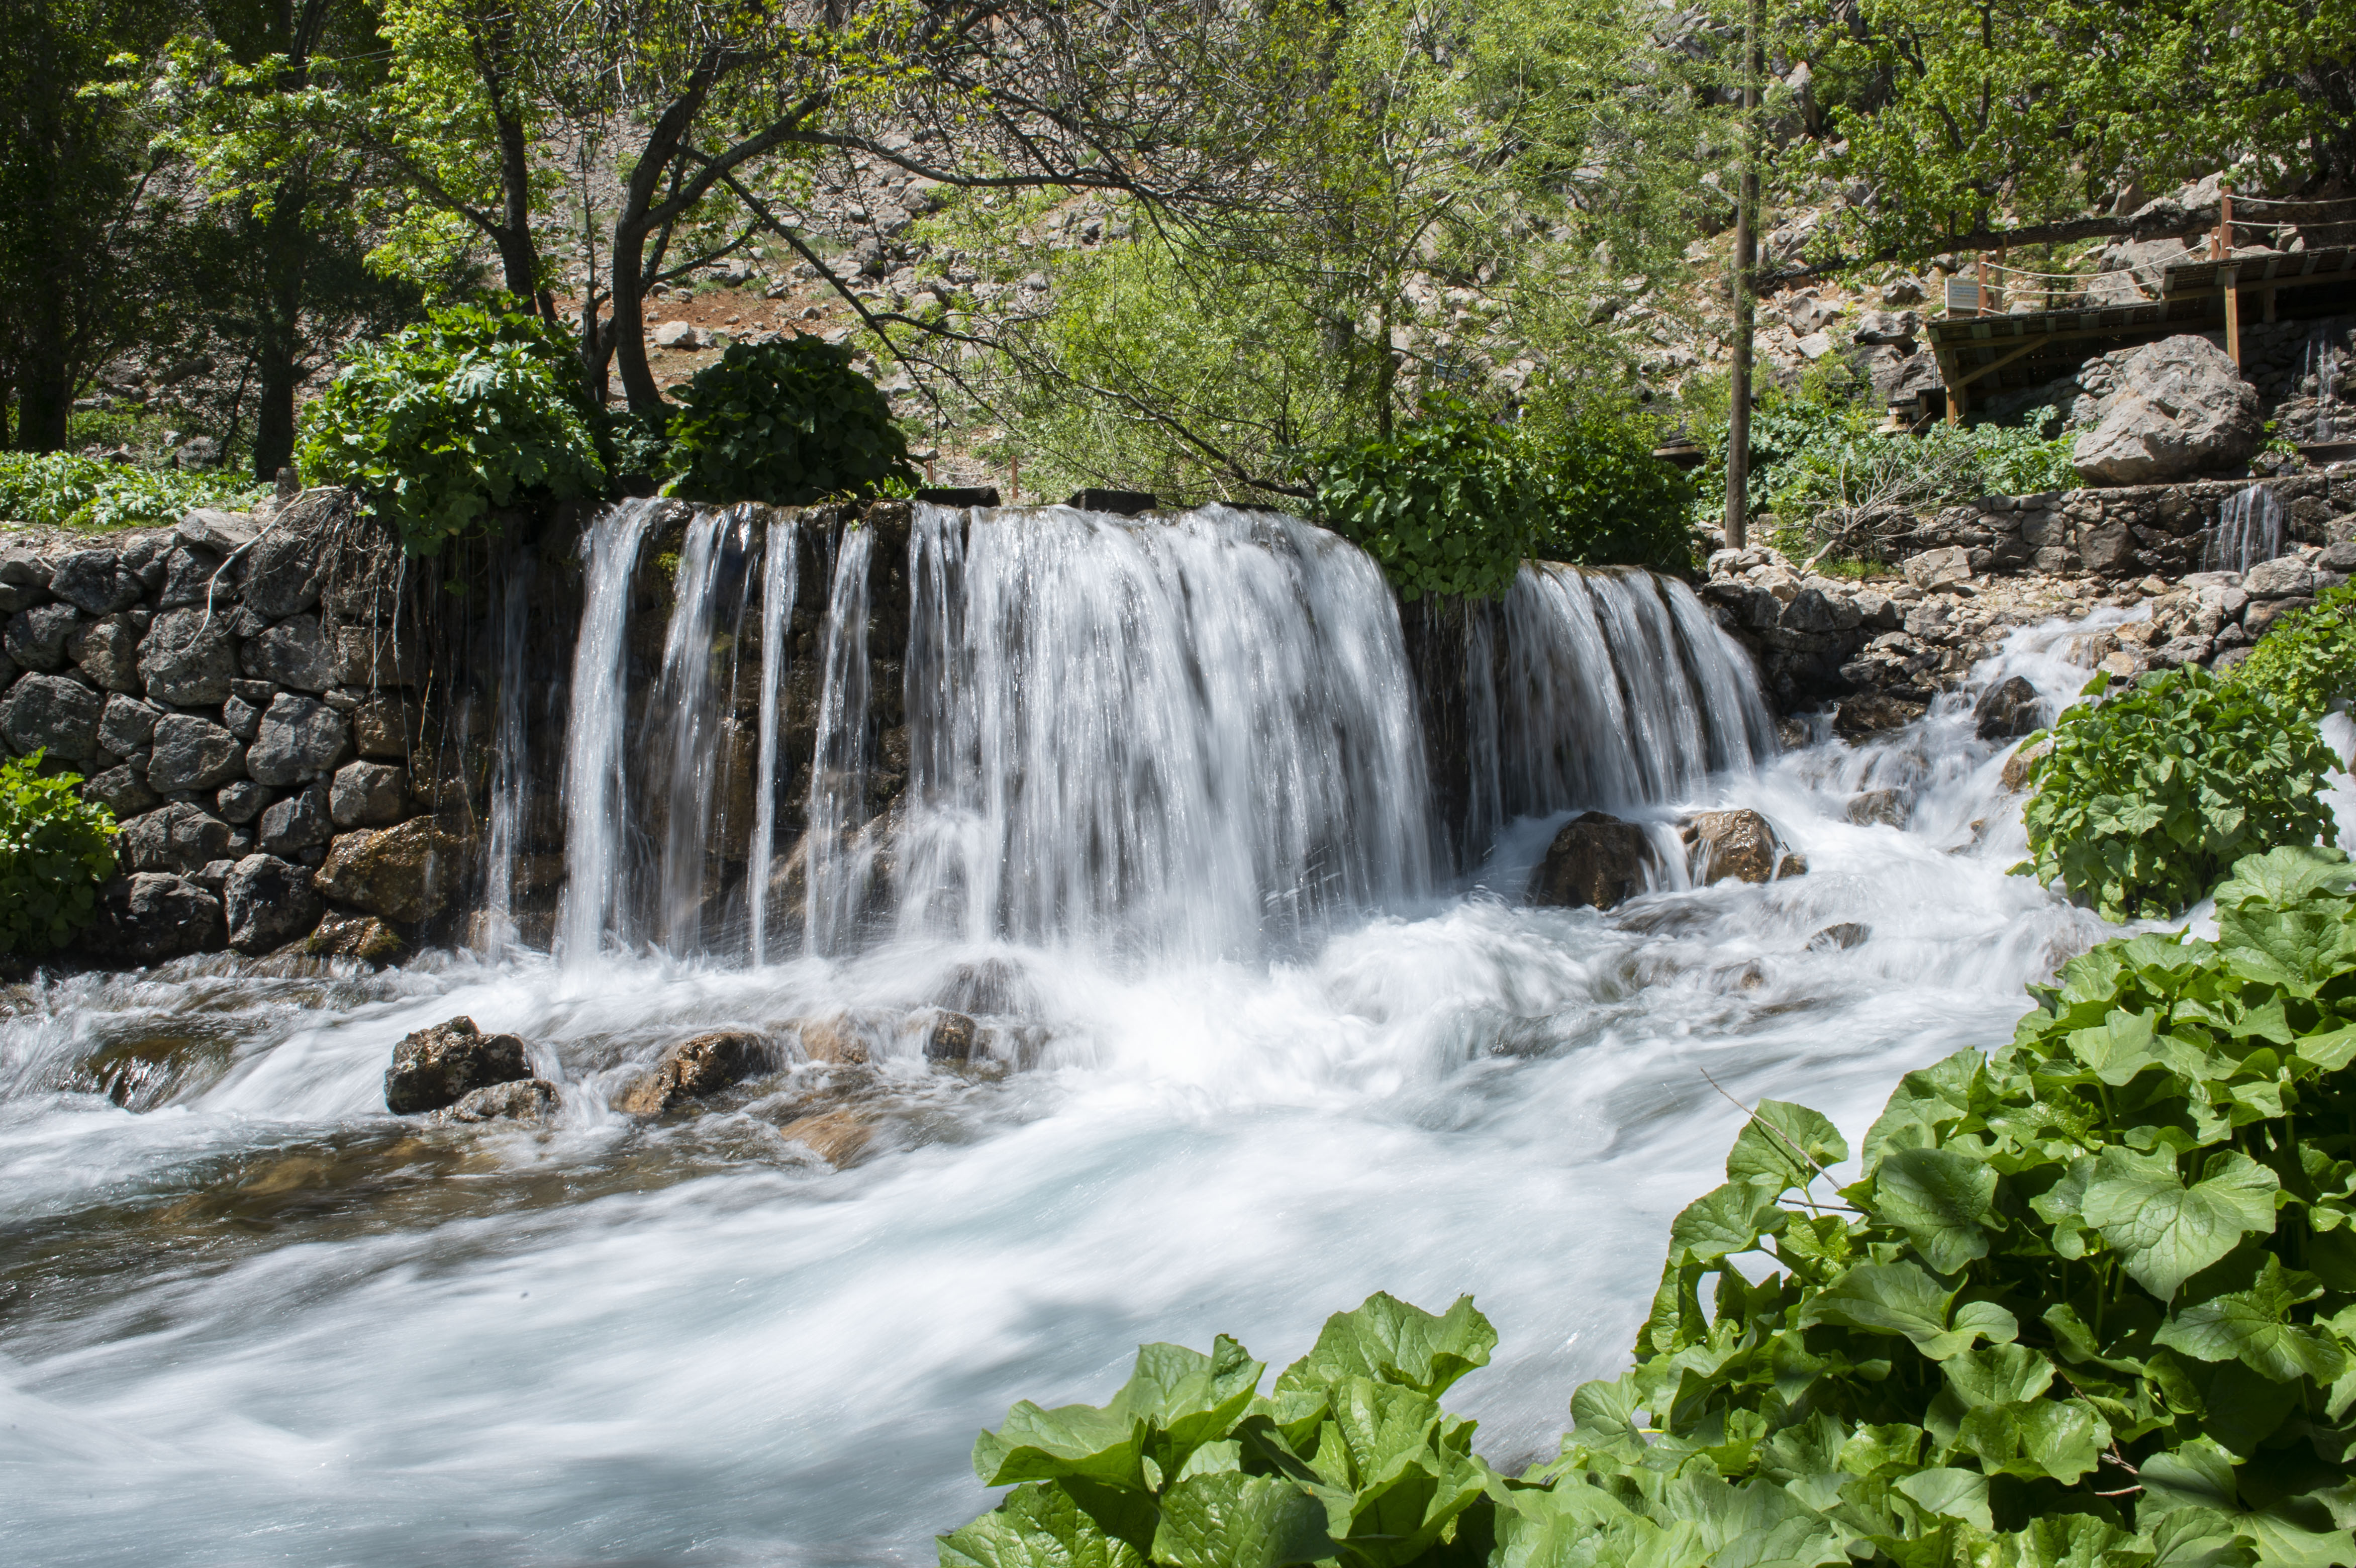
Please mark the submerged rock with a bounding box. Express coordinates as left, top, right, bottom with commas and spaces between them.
1528, 812, 1657, 911
615, 1030, 768, 1115
780, 1107, 873, 1168
1844, 789, 1908, 828
1681, 810, 1806, 884
306, 909, 403, 962
1809, 922, 1871, 951
385, 1016, 531, 1114
795, 1012, 871, 1065
924, 1010, 979, 1062
2001, 737, 2053, 794
1972, 675, 2043, 741
437, 1077, 560, 1125
1833, 691, 1925, 741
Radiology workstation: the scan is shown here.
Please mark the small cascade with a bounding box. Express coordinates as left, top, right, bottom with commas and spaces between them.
1462, 563, 1774, 853
800, 525, 878, 956
2207, 484, 2284, 574
477, 561, 534, 954
555, 498, 661, 962
891, 503, 1431, 961
746, 516, 800, 966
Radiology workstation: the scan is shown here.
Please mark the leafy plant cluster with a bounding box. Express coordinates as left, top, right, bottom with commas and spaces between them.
0, 751, 118, 955
661, 337, 915, 506
1313, 402, 1691, 601
298, 302, 609, 557
0, 452, 267, 533
944, 847, 2356, 1568
2233, 586, 2356, 721
2019, 667, 2338, 922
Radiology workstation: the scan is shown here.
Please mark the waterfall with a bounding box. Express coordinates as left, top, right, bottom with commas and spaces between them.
477, 560, 533, 954
556, 499, 661, 963
1462, 563, 1774, 852
2207, 485, 2284, 575
802, 525, 877, 955
891, 503, 1430, 961
747, 517, 800, 966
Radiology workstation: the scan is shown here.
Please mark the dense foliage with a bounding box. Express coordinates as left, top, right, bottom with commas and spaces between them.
0, 452, 268, 530
2018, 668, 2337, 922
2234, 586, 2356, 720
1312, 408, 1556, 601
662, 338, 914, 506
944, 848, 2356, 1568
1520, 396, 1694, 574
298, 302, 607, 556
0, 752, 119, 956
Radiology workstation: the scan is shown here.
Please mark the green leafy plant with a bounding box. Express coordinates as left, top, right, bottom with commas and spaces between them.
0, 751, 119, 954
298, 300, 607, 556
662, 336, 914, 506
1313, 405, 1553, 601
2233, 584, 2356, 719
0, 452, 267, 532
2018, 667, 2337, 921
1519, 391, 1694, 574
945, 848, 2356, 1568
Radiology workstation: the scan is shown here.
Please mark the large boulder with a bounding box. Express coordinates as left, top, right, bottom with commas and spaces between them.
1528, 812, 1657, 911
246, 692, 352, 784
119, 802, 234, 873
46, 550, 144, 615
329, 761, 407, 827
314, 817, 458, 923
222, 853, 323, 954
68, 614, 141, 692
0, 672, 104, 761
1973, 675, 2044, 742
1681, 810, 1807, 884
385, 1016, 531, 1114
139, 607, 240, 705
6, 602, 83, 670
145, 713, 246, 792
80, 872, 225, 962
242, 615, 334, 692
615, 1031, 768, 1114
258, 780, 332, 855
2071, 335, 2262, 484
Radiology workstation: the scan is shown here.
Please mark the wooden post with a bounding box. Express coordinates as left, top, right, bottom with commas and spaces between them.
1721, 0, 1764, 551
1011, 453, 1020, 501
2222, 261, 2242, 367
1977, 254, 1992, 317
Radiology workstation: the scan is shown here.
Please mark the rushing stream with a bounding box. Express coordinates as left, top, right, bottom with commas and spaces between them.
0, 506, 2310, 1564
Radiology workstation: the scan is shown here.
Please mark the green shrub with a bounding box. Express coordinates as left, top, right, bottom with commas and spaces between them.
299, 300, 607, 556
1521, 396, 1694, 574
662, 336, 914, 505
2018, 667, 2337, 921
1313, 405, 1544, 601
0, 452, 266, 531
0, 751, 119, 955
2232, 583, 2356, 719
944, 848, 2356, 1568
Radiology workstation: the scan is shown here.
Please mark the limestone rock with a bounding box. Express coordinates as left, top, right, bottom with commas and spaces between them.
1845, 789, 1908, 828
438, 1077, 560, 1125
246, 692, 351, 784
120, 801, 234, 873
97, 693, 161, 756
138, 607, 240, 706
81, 764, 157, 818
780, 1107, 874, 1168
1809, 922, 1871, 951
80, 872, 225, 962
305, 909, 402, 962
352, 695, 417, 758
222, 853, 323, 954
1833, 691, 1926, 741
2071, 336, 2262, 484
615, 1031, 768, 1114
329, 760, 406, 827
1973, 675, 2044, 742
2001, 738, 2053, 793
67, 613, 140, 692
2246, 595, 2313, 639
796, 1013, 872, 1065
0, 672, 104, 761
385, 1016, 532, 1114
2243, 557, 2314, 599
1681, 810, 1806, 884
315, 817, 457, 924
1902, 547, 1972, 591
334, 624, 420, 687
1528, 811, 1657, 911
145, 713, 246, 792
238, 528, 320, 617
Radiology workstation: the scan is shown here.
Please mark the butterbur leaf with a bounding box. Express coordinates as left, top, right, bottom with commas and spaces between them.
1800, 1261, 1999, 1359
1940, 1344, 2055, 1408
1868, 1147, 1998, 1275
1952, 1396, 2110, 1483
1274, 1293, 1496, 1400
2142, 1439, 2242, 1516
1666, 1178, 1790, 1267
2083, 1147, 2279, 1301
1727, 1100, 1848, 1190
973, 1335, 1264, 1488
2155, 1258, 2347, 1385
1149, 1472, 1334, 1568
938, 1482, 1149, 1568
1891, 1466, 1993, 1529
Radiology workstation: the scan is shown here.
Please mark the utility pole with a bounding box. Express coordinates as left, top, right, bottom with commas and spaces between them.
1722, 0, 1765, 551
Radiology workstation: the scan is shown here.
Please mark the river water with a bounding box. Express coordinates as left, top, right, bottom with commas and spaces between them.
0, 511, 2279, 1564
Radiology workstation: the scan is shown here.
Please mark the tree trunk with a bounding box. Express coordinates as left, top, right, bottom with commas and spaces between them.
612, 215, 660, 416
14, 363, 72, 452
1722, 0, 1764, 553
492, 106, 542, 306
251, 180, 309, 478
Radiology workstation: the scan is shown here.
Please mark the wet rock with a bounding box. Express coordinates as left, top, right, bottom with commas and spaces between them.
67, 613, 140, 691
246, 692, 352, 784
329, 760, 406, 827
333, 625, 420, 687
1845, 789, 1908, 828
138, 607, 240, 706
222, 853, 322, 954
1997, 735, 2052, 793
81, 872, 225, 961
1527, 812, 1657, 911
242, 614, 334, 692
258, 779, 331, 855
1833, 691, 1925, 741
352, 695, 417, 758
315, 817, 458, 924
925, 1010, 979, 1062
780, 1107, 874, 1168
615, 1030, 768, 1114
1808, 922, 1871, 951
438, 1077, 560, 1125
1681, 810, 1806, 884
0, 672, 105, 761
2072, 335, 2262, 484
145, 713, 246, 792
385, 1016, 532, 1114
6, 602, 83, 670
305, 909, 402, 962
1973, 675, 2044, 741
47, 550, 144, 615
795, 1012, 872, 1065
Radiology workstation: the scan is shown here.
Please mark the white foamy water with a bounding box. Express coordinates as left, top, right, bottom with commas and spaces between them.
0, 533, 2175, 1565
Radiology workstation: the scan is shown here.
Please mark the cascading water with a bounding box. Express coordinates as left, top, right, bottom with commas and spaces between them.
2207, 483, 2285, 574
0, 501, 2247, 1567
799, 523, 878, 956
477, 560, 535, 955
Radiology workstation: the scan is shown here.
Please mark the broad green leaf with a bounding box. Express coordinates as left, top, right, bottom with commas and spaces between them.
2143, 1507, 2260, 1568
1869, 1147, 1997, 1275
1274, 1293, 1496, 1400
974, 1335, 1264, 1488
1952, 1396, 2109, 1483
1941, 1344, 2055, 1408
2083, 1148, 2280, 1301
938, 1482, 1149, 1568
2155, 1258, 2347, 1385
1799, 1261, 1996, 1359
1837, 1423, 1925, 1481
1149, 1472, 1334, 1568
1727, 1100, 1849, 1191
1666, 1179, 1790, 1268
2143, 1439, 2242, 1516
1892, 1466, 1993, 1529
